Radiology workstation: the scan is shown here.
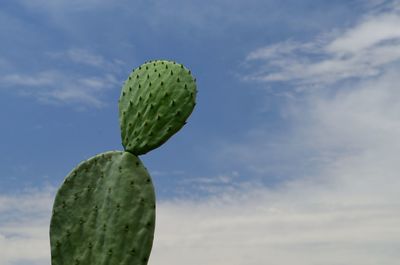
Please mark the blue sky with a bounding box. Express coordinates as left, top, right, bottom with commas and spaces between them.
0, 0, 373, 196
1, 0, 400, 264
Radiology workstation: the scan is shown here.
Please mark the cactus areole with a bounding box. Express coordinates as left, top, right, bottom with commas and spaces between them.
50, 60, 197, 265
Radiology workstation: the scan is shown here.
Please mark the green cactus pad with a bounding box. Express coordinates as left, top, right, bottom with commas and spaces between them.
50, 151, 156, 265
119, 60, 197, 155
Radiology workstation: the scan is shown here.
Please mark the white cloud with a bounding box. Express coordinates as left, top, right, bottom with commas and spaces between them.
245, 7, 400, 88
237, 3, 400, 198
326, 14, 400, 53
47, 49, 126, 71
0, 69, 120, 108
0, 188, 53, 265
174, 69, 400, 264
0, 47, 126, 108
15, 0, 110, 12
301, 71, 400, 152
1, 170, 399, 265
189, 4, 400, 264
48, 49, 107, 68
1, 72, 56, 87
153, 185, 400, 265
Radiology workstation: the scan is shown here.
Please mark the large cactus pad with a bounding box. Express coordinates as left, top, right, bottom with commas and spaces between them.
119, 60, 197, 155
50, 151, 156, 265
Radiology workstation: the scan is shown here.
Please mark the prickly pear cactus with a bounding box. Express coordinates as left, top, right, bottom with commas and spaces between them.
50, 60, 197, 265
119, 60, 196, 155
50, 152, 155, 265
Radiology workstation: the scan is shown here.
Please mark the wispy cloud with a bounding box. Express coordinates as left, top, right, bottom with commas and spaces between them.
0, 70, 119, 108
47, 49, 125, 70
0, 49, 124, 108
48, 49, 107, 68
236, 2, 400, 188
245, 6, 400, 88
1, 72, 56, 87
15, 0, 111, 12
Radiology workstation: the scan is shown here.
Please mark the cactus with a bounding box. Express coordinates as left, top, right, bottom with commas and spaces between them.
50, 151, 156, 265
119, 60, 196, 155
50, 60, 197, 265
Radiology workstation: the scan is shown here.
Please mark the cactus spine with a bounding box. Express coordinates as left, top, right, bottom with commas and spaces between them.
50, 60, 197, 265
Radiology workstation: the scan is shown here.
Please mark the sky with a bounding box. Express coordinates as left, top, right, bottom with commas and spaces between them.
1, 0, 400, 264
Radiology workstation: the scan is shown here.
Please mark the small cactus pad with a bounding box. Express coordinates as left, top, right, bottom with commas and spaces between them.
50, 151, 156, 265
119, 60, 197, 155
